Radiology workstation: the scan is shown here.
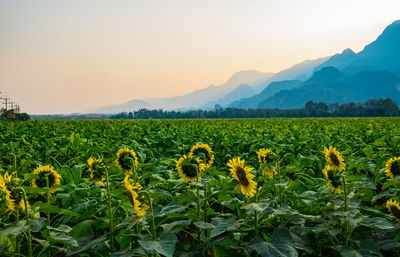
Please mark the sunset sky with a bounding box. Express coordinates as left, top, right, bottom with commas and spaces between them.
1, 0, 400, 114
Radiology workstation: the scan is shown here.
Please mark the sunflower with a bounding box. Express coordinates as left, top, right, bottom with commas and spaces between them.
124, 174, 143, 191
387, 199, 400, 223
176, 155, 205, 183
126, 186, 149, 217
115, 147, 139, 175
384, 157, 400, 183
323, 146, 346, 171
257, 148, 276, 164
0, 172, 29, 212
87, 156, 106, 186
257, 148, 277, 178
31, 165, 62, 194
189, 143, 215, 168
227, 157, 257, 198
322, 165, 341, 194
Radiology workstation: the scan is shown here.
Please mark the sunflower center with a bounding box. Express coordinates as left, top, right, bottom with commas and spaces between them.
127, 189, 135, 207
36, 172, 56, 188
330, 153, 340, 166
193, 148, 210, 163
91, 161, 105, 179
262, 153, 274, 163
390, 205, 400, 219
182, 161, 198, 178
10, 188, 23, 203
327, 170, 341, 188
391, 160, 400, 177
119, 152, 135, 170
236, 167, 249, 185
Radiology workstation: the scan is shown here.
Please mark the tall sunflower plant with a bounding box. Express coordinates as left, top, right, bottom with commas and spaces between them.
322, 146, 354, 246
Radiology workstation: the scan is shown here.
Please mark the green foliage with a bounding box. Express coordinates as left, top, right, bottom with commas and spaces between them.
0, 118, 400, 256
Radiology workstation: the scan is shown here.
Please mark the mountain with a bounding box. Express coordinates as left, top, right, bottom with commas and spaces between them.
316, 20, 400, 76
87, 20, 400, 113
88, 99, 151, 114
251, 56, 330, 93
257, 67, 400, 109
88, 70, 274, 113
229, 80, 303, 108
146, 70, 273, 110
313, 48, 356, 73
203, 84, 256, 108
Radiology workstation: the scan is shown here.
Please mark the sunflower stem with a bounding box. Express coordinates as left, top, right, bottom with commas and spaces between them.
196, 175, 201, 245
105, 168, 115, 252
342, 174, 349, 246
16, 209, 20, 255
203, 180, 208, 237
254, 188, 259, 238
277, 160, 282, 206
45, 176, 51, 257
21, 188, 32, 257
146, 191, 157, 240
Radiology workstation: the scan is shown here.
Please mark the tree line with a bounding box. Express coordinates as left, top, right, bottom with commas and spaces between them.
109, 98, 399, 119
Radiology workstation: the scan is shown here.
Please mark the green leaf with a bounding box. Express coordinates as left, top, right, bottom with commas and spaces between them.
71, 220, 96, 240
31, 201, 79, 216
67, 235, 107, 256
138, 233, 177, 257
250, 238, 286, 257
339, 246, 363, 257
0, 221, 28, 236
158, 202, 186, 217
161, 220, 191, 233
361, 217, 394, 230
49, 232, 78, 247
0, 234, 13, 253
193, 221, 215, 230
27, 218, 46, 232
210, 217, 239, 238
241, 202, 270, 213
295, 173, 317, 185
24, 173, 39, 180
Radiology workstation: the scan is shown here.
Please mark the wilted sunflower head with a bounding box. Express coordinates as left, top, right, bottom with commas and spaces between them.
124, 174, 143, 191
176, 155, 205, 183
189, 143, 215, 168
257, 148, 276, 164
115, 147, 139, 175
323, 146, 346, 171
384, 157, 400, 183
227, 157, 257, 198
262, 166, 278, 178
387, 199, 400, 223
87, 156, 106, 186
126, 186, 149, 217
31, 165, 61, 194
0, 172, 28, 212
322, 165, 341, 194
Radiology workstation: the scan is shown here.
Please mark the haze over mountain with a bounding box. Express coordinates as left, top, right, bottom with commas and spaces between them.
87, 70, 273, 113
88, 20, 400, 114
229, 80, 303, 109
257, 67, 400, 109
228, 20, 400, 110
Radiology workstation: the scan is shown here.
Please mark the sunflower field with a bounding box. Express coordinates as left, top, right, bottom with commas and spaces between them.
1, 118, 400, 257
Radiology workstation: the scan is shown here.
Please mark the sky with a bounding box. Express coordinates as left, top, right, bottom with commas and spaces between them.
1, 0, 400, 114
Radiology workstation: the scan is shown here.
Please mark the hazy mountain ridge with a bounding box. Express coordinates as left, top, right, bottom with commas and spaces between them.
87, 20, 400, 114
257, 67, 400, 109
228, 19, 400, 110
229, 80, 303, 109
88, 70, 274, 113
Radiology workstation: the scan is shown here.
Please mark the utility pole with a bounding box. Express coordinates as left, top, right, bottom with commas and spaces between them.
2, 97, 10, 111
